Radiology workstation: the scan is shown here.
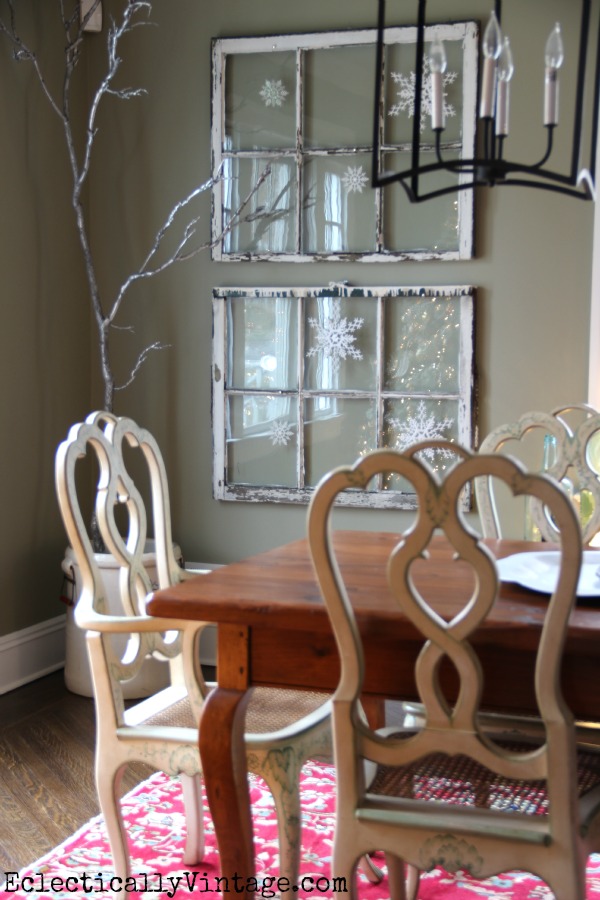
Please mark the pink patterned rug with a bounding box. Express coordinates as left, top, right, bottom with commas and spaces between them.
2, 763, 600, 899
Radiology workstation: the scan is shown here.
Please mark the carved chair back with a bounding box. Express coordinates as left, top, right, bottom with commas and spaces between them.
55, 411, 206, 719
308, 441, 590, 895
476, 404, 600, 543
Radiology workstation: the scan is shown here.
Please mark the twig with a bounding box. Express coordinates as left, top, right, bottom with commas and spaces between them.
115, 341, 170, 393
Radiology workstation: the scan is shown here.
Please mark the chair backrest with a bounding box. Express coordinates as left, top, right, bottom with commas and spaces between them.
307, 442, 582, 846
476, 404, 600, 542
55, 412, 185, 681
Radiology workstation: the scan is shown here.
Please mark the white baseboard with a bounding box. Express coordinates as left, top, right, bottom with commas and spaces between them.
0, 614, 66, 695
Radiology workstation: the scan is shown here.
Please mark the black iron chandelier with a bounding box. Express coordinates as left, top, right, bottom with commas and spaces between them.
372, 0, 600, 201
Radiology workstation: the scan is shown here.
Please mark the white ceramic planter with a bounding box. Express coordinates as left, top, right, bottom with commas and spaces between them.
61, 541, 180, 698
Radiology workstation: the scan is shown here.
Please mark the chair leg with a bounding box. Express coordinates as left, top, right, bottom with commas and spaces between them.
546, 863, 587, 900
252, 747, 303, 884
331, 850, 359, 899
96, 761, 129, 879
385, 854, 421, 900
359, 854, 385, 883
180, 773, 205, 864
405, 864, 421, 900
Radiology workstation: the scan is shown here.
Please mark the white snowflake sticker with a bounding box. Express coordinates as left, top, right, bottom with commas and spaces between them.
388, 57, 457, 132
259, 79, 288, 108
269, 419, 294, 447
388, 401, 454, 460
342, 165, 369, 194
306, 301, 364, 374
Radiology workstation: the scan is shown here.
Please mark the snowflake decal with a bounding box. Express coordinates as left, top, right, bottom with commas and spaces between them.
259, 79, 288, 108
306, 301, 364, 374
342, 165, 369, 194
269, 419, 293, 447
388, 57, 457, 132
388, 400, 454, 460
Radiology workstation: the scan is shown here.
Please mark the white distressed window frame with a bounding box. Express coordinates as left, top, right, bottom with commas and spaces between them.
212, 285, 476, 508
211, 24, 477, 263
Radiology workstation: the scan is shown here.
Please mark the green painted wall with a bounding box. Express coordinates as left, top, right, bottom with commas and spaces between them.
0, 4, 90, 637
0, 0, 595, 637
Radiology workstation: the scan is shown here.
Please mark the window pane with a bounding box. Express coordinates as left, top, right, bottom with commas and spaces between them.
225, 51, 296, 151
227, 296, 298, 390
383, 397, 460, 490
222, 158, 296, 254
227, 395, 298, 487
304, 295, 377, 391
384, 295, 462, 393
384, 40, 465, 146
382, 152, 460, 253
304, 46, 375, 149
304, 398, 377, 487
302, 154, 376, 254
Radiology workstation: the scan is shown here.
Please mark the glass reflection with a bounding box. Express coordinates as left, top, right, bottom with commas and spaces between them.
303, 155, 376, 254
222, 155, 296, 254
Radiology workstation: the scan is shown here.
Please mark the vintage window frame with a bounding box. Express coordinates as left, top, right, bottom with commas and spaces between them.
212, 285, 476, 508
211, 24, 478, 263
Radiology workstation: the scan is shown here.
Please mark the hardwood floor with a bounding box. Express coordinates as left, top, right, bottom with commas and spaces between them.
0, 670, 150, 880
0, 670, 405, 881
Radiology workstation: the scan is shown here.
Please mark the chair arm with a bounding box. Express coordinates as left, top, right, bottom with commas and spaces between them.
178, 566, 214, 581
74, 606, 208, 636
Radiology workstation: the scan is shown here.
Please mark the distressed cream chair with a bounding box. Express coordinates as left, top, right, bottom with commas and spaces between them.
55, 412, 333, 882
308, 441, 600, 899
476, 403, 600, 542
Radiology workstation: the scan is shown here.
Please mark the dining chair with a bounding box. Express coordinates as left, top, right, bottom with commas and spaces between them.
476, 403, 600, 543
308, 441, 600, 899
54, 411, 334, 882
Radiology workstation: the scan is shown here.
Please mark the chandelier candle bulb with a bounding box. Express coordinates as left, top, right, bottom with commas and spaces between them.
544, 22, 564, 126
429, 38, 447, 130
496, 36, 514, 135
480, 9, 503, 118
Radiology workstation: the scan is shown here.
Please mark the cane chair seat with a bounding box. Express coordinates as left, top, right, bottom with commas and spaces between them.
369, 737, 600, 814
135, 686, 330, 734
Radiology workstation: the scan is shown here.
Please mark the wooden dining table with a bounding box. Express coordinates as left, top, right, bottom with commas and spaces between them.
146, 531, 600, 886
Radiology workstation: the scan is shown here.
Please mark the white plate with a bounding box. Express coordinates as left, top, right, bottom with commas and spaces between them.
497, 550, 600, 598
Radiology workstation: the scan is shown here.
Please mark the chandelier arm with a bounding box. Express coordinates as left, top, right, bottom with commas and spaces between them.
534, 127, 555, 170
483, 117, 492, 161
388, 151, 592, 199
406, 128, 558, 183
495, 178, 592, 199
401, 178, 496, 202
405, 177, 591, 203
434, 129, 444, 165
497, 135, 506, 162
381, 153, 585, 181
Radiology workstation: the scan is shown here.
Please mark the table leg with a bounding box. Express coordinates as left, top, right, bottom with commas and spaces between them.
199, 624, 255, 886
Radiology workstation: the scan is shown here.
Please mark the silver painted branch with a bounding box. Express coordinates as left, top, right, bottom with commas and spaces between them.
0, 0, 268, 413
109, 163, 272, 324
115, 341, 170, 393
